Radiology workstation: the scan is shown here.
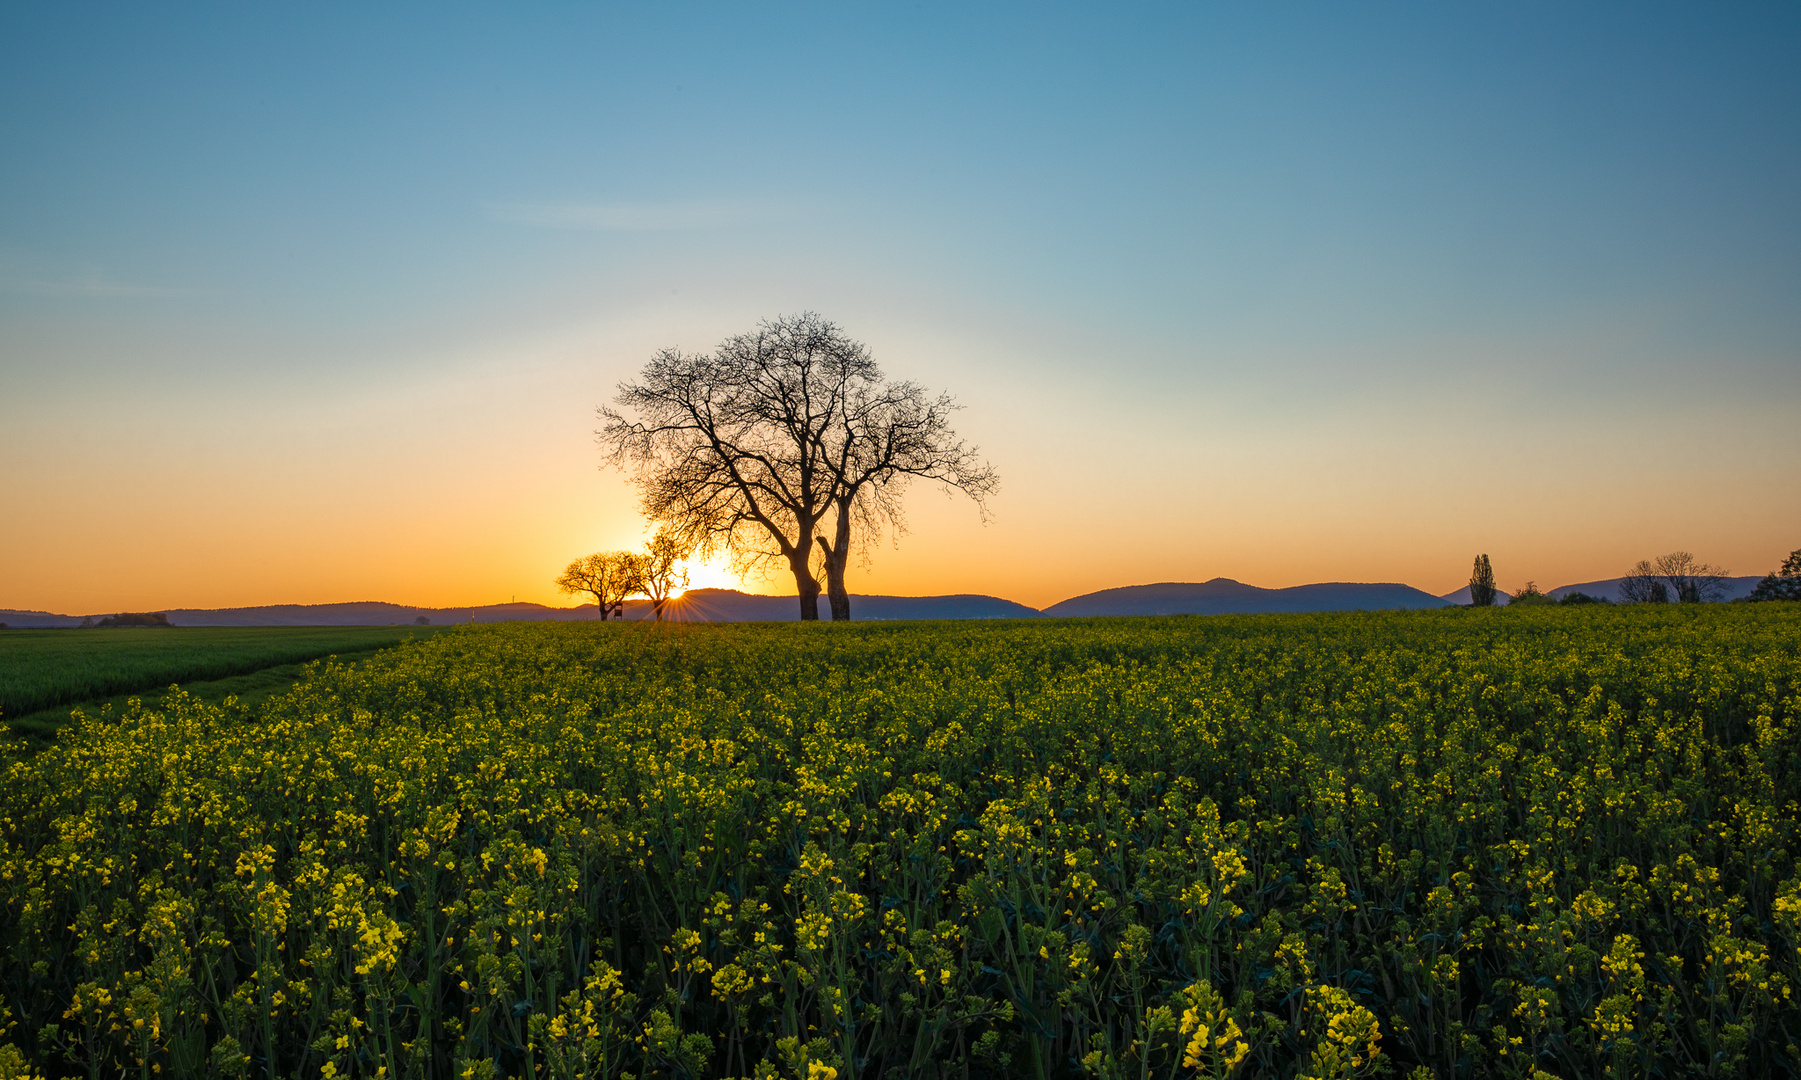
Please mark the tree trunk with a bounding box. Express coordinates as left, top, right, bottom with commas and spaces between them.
825, 568, 851, 621
821, 503, 853, 621
787, 549, 822, 620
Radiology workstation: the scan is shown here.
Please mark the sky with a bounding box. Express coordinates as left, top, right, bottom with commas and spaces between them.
3, 2, 1798, 614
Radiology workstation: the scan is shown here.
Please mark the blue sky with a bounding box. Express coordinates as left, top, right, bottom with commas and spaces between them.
3, 3, 1798, 611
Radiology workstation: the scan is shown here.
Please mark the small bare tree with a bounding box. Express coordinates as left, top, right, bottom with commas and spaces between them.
637, 530, 691, 620
1618, 560, 1667, 603
555, 551, 642, 619
1468, 554, 1497, 607
1620, 552, 1727, 603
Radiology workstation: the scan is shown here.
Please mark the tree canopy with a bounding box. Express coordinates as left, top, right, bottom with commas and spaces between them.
599, 313, 995, 620
1620, 551, 1729, 604
554, 552, 641, 618
1747, 547, 1801, 602
1468, 554, 1497, 607
636, 530, 691, 620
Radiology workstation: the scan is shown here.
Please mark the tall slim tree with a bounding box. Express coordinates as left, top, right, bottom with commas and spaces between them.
600, 313, 994, 621
1468, 554, 1497, 607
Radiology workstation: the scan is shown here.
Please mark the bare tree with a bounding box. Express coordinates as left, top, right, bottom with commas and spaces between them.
1652, 551, 1730, 603
1618, 560, 1668, 603
1619, 552, 1728, 603
599, 313, 994, 621
1468, 554, 1497, 607
637, 529, 691, 620
555, 551, 642, 619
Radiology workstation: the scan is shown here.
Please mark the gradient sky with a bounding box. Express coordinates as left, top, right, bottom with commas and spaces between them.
3, 2, 1798, 614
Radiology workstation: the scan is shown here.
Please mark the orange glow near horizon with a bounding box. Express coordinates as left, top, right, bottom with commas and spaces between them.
3, 319, 1797, 617
3, 417, 1797, 618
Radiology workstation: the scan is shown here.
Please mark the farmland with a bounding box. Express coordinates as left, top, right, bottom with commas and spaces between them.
1, 605, 1798, 1079
0, 626, 448, 743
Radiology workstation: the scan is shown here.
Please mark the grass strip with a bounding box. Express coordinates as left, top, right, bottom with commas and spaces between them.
3, 645, 400, 750
0, 625, 446, 718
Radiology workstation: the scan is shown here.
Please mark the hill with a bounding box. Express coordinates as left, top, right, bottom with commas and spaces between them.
14, 573, 1768, 628
1438, 585, 1515, 605
657, 589, 1039, 622
0, 609, 84, 629
1042, 579, 1450, 618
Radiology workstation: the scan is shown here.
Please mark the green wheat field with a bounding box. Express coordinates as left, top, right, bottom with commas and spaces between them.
0, 626, 446, 746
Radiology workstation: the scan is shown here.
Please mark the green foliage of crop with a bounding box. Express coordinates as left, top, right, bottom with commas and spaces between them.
0, 626, 446, 720
1, 606, 1799, 1079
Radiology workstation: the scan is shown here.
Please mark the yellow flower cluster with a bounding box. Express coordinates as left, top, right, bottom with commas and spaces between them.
0, 603, 1796, 1078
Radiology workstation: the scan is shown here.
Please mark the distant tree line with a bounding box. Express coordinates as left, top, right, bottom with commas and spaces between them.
76, 612, 175, 628
1462, 547, 1801, 607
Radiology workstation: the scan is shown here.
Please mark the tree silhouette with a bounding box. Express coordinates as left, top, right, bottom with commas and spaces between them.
600, 314, 993, 620
637, 530, 691, 620
1620, 551, 1729, 604
1747, 547, 1801, 602
1468, 554, 1497, 607
555, 552, 642, 619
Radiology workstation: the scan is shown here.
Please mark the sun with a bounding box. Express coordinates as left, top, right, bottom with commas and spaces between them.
677, 556, 745, 594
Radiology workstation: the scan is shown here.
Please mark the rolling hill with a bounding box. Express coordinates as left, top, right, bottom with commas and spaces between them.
1041, 579, 1451, 618
1, 591, 1039, 627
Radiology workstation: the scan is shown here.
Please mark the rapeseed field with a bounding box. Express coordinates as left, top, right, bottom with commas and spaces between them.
1, 606, 1797, 1079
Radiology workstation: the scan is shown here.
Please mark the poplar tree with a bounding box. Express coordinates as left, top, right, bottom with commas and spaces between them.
1469, 554, 1497, 607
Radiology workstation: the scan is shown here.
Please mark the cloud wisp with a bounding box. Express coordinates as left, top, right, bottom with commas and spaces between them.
485, 199, 785, 232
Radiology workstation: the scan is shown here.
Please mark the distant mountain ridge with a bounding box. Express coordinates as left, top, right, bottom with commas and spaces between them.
1041, 579, 1450, 618
0, 601, 596, 628
0, 590, 1039, 628
5, 573, 1772, 628
662, 590, 1039, 622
